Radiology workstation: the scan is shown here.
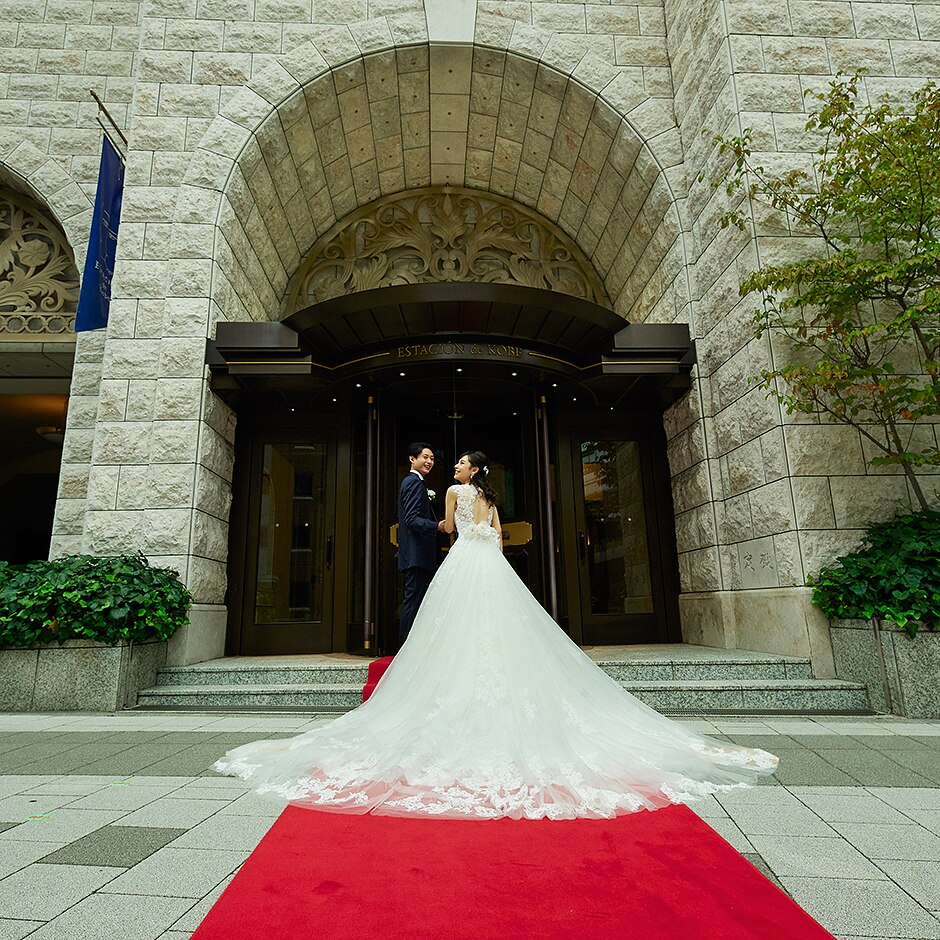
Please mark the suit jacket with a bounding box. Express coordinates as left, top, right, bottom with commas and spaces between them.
397, 472, 439, 571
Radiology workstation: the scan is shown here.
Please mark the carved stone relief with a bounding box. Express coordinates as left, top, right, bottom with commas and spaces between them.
286, 187, 610, 314
0, 188, 79, 336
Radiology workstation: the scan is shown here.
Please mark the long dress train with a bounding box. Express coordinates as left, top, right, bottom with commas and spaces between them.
213, 484, 777, 820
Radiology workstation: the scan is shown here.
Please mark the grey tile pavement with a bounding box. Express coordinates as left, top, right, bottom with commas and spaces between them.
0, 713, 937, 939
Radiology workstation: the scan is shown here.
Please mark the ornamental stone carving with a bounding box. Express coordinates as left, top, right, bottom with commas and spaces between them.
0, 188, 79, 335
286, 188, 610, 314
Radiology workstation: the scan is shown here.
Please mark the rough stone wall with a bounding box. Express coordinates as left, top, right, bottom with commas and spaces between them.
663, 0, 940, 662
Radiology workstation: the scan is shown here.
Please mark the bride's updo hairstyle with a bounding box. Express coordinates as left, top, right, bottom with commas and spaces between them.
460, 450, 500, 506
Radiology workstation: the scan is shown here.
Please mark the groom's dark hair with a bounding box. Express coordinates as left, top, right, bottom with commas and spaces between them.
407, 442, 434, 459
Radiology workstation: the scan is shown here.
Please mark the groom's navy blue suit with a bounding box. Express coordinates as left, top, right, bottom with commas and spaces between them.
397, 470, 439, 649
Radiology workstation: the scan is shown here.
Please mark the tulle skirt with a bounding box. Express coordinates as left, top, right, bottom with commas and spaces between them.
213, 532, 777, 819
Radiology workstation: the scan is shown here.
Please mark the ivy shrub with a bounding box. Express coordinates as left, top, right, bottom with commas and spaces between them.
0, 554, 192, 648
811, 509, 940, 638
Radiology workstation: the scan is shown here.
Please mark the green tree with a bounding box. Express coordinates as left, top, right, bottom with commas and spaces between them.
712, 74, 940, 510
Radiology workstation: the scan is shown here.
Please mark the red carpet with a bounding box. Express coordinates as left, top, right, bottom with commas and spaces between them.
191, 804, 834, 940
362, 655, 394, 701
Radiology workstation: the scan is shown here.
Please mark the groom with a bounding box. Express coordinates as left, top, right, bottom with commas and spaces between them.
396, 442, 442, 651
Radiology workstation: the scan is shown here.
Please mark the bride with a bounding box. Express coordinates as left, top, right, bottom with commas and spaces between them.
214, 450, 777, 819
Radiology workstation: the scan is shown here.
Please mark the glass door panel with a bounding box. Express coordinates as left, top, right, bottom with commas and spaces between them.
580, 440, 654, 617
241, 433, 336, 654
254, 441, 329, 625
572, 435, 659, 644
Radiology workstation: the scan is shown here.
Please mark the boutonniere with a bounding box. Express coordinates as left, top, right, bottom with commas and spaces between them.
427, 489, 436, 501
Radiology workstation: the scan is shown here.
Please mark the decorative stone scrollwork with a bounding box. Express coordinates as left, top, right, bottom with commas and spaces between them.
286, 187, 609, 313
0, 188, 79, 334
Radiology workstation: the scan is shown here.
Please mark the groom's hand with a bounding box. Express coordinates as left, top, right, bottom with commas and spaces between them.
437, 520, 447, 532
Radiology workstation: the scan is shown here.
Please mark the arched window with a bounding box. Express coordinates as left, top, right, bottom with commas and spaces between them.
0, 188, 80, 337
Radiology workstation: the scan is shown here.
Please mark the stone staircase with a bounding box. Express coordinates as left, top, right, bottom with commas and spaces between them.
135, 645, 873, 715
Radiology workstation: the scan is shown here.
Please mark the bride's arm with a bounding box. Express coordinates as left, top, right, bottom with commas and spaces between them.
491, 505, 503, 552
441, 486, 458, 534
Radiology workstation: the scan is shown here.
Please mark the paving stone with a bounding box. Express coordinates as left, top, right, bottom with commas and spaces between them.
0, 794, 81, 823
0, 839, 69, 880
689, 795, 728, 819
139, 747, 235, 777
20, 892, 193, 940
898, 808, 940, 834
1, 809, 126, 844
722, 803, 837, 837
725, 734, 807, 751
868, 788, 940, 811
65, 784, 181, 813
98, 846, 248, 899
165, 784, 246, 801
770, 752, 860, 787
39, 825, 187, 868
717, 786, 806, 808
814, 749, 931, 787
779, 876, 940, 938
828, 821, 940, 861
793, 793, 915, 825
702, 817, 755, 853
23, 777, 125, 796
876, 859, 940, 911
215, 791, 284, 817
0, 776, 55, 799
0, 919, 45, 940
118, 798, 229, 828
788, 734, 867, 750
0, 863, 124, 920
880, 749, 940, 785
858, 735, 937, 752
167, 812, 275, 850
740, 852, 785, 893
747, 833, 887, 880
170, 873, 235, 932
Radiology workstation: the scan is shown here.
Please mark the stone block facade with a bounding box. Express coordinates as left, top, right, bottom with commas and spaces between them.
1, 0, 937, 669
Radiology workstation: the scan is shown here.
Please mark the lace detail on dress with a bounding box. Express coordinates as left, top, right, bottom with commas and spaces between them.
453, 483, 499, 544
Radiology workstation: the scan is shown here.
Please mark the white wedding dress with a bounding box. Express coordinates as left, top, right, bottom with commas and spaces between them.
214, 484, 777, 819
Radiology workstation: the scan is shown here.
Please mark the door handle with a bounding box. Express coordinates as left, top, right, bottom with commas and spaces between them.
325, 535, 334, 569
578, 531, 586, 562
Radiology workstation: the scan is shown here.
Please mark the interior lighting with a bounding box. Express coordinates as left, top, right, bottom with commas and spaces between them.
35, 426, 64, 444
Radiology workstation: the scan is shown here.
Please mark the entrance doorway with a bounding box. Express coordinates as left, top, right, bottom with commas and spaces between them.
226, 365, 681, 656
376, 375, 544, 651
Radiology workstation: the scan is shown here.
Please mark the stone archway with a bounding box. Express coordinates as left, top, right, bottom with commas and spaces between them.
167, 15, 691, 338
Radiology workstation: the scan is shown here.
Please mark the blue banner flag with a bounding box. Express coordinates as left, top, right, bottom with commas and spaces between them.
75, 136, 124, 332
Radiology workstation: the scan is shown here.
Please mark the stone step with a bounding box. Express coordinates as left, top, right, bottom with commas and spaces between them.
154, 664, 368, 687
151, 657, 815, 688
620, 679, 870, 714
137, 683, 360, 711
136, 677, 870, 715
